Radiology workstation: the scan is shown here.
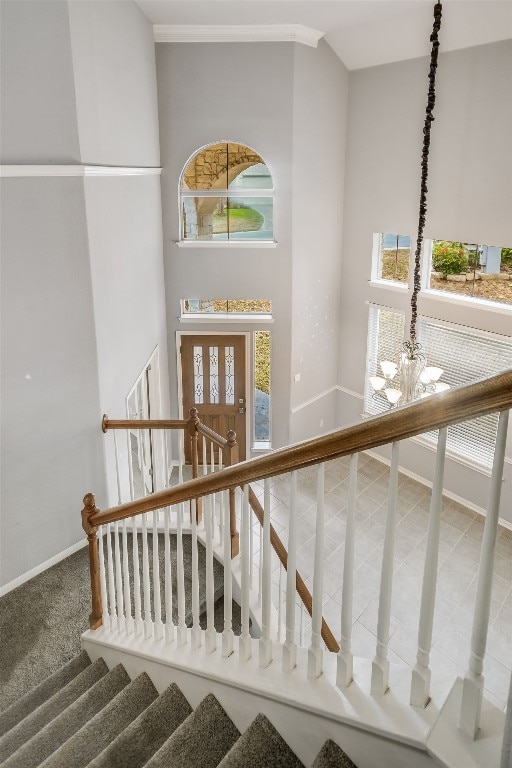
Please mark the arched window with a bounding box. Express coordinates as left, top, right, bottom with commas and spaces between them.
180, 142, 274, 243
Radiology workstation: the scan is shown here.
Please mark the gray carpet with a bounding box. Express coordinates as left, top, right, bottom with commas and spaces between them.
0, 533, 240, 710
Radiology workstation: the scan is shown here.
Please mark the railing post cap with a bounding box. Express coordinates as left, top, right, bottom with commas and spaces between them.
101, 415, 108, 433
83, 492, 96, 509
227, 429, 237, 445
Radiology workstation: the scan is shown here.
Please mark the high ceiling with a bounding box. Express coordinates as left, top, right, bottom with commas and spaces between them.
135, 1, 512, 70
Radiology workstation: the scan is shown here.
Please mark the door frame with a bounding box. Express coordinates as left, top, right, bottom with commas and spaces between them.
176, 331, 251, 461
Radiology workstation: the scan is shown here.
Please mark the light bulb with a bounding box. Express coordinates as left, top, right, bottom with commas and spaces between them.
384, 388, 402, 405
380, 360, 398, 379
370, 376, 386, 391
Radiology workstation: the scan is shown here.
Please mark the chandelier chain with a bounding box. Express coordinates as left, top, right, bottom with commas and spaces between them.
410, 2, 443, 345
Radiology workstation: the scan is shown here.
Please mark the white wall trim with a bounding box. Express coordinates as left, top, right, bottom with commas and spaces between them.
0, 539, 87, 597
153, 24, 324, 48
338, 385, 365, 402
0, 165, 162, 178
291, 385, 341, 415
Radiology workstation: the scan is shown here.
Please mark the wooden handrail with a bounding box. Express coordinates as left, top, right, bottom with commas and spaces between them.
102, 414, 187, 433
196, 422, 228, 449
248, 488, 340, 653
90, 369, 512, 527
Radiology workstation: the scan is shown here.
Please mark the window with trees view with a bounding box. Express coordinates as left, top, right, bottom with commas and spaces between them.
427, 240, 512, 306
180, 143, 274, 242
374, 233, 412, 285
182, 300, 272, 317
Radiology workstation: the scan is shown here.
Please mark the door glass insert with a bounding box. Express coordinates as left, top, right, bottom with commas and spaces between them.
209, 346, 219, 404
193, 346, 204, 404
225, 346, 235, 404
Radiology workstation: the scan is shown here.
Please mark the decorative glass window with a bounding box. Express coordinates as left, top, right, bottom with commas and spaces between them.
427, 239, 512, 307
254, 331, 271, 445
180, 142, 274, 242
373, 233, 412, 285
182, 299, 272, 316
365, 304, 512, 468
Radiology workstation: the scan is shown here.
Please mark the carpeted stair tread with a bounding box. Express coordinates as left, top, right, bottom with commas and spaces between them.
145, 692, 240, 768
218, 713, 304, 768
38, 672, 158, 768
312, 739, 358, 768
89, 682, 193, 768
2, 663, 129, 768
0, 656, 108, 762
0, 650, 91, 738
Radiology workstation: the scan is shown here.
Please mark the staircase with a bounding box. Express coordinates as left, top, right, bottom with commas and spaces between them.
0, 652, 355, 768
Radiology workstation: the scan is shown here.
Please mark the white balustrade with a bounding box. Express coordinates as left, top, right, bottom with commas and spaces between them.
132, 516, 143, 635
98, 525, 109, 629
411, 427, 447, 707
176, 501, 187, 645
460, 410, 509, 739
371, 441, 400, 696
105, 522, 117, 631
308, 463, 325, 679
259, 478, 272, 667
164, 506, 174, 644
113, 430, 122, 506
283, 471, 298, 672
205, 492, 217, 653
239, 485, 252, 661
152, 510, 163, 640
222, 490, 234, 657
337, 452, 358, 688
113, 522, 124, 632
190, 498, 201, 649
122, 519, 133, 634
217, 448, 224, 544
141, 513, 153, 639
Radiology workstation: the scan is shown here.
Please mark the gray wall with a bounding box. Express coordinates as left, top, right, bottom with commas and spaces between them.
289, 41, 348, 443
0, 178, 106, 586
68, 1, 160, 166
0, 1, 81, 163
156, 42, 295, 450
0, 0, 167, 588
338, 41, 512, 521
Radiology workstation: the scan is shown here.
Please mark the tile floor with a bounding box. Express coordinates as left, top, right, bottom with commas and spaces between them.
248, 453, 512, 710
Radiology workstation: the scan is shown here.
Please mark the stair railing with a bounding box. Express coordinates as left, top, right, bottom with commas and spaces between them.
83, 369, 512, 742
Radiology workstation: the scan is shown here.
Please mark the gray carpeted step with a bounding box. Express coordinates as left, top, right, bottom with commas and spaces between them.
0, 650, 91, 737
2, 663, 129, 768
38, 672, 158, 768
218, 712, 304, 767
0, 656, 108, 761
312, 739, 358, 767
89, 682, 193, 768
145, 693, 240, 768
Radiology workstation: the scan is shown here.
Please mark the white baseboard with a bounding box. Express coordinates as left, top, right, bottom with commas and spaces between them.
0, 539, 88, 597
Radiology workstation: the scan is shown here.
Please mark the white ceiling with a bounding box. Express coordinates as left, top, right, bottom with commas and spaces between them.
135, 0, 512, 70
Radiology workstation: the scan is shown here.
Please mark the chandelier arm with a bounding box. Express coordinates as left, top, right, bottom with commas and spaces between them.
410, 2, 443, 345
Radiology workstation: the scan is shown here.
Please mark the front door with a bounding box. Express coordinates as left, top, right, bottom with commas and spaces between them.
181, 335, 246, 462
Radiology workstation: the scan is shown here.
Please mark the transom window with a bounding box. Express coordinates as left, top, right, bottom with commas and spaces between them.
180, 142, 274, 243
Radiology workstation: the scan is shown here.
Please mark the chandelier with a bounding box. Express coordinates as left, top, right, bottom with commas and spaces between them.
370, 2, 449, 407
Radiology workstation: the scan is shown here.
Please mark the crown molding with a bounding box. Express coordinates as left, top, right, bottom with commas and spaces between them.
153, 24, 324, 48
0, 165, 162, 178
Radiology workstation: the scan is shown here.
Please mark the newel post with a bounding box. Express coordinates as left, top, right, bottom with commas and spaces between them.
225, 430, 240, 558
81, 493, 103, 630
187, 408, 203, 524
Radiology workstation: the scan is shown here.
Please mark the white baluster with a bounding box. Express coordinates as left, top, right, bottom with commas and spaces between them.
460, 410, 509, 739
222, 490, 234, 657
113, 431, 122, 505
205, 493, 216, 653
122, 519, 133, 634
300, 601, 304, 647
98, 525, 109, 629
105, 522, 117, 630
277, 564, 283, 644
259, 478, 272, 667
203, 436, 207, 477
337, 453, 358, 688
178, 431, 184, 485
411, 427, 447, 707
176, 501, 187, 645
141, 512, 153, 639
308, 463, 325, 679
190, 495, 201, 649
132, 515, 143, 636
164, 506, 174, 644
371, 441, 400, 696
239, 485, 252, 661
249, 500, 254, 591
152, 508, 163, 640
113, 522, 124, 632
218, 448, 224, 544
259, 526, 263, 604
283, 471, 298, 672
